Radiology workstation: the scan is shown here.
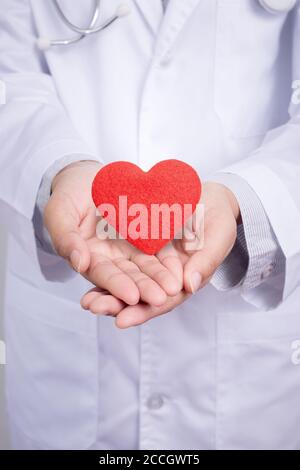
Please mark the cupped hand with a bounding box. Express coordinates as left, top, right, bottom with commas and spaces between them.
44, 161, 183, 307
81, 181, 240, 328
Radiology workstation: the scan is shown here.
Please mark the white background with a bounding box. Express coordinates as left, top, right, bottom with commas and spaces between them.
0, 224, 9, 449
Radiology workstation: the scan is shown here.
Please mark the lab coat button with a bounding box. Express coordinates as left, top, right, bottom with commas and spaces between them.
159, 54, 172, 67
147, 393, 164, 410
260, 262, 276, 280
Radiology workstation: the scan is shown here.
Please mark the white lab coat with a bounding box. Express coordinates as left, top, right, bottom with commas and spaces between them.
1, 0, 300, 450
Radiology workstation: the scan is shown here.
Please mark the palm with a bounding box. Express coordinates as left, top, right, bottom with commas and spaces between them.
79, 204, 194, 327
46, 166, 183, 309
81, 182, 239, 328
46, 164, 238, 328
82, 212, 184, 307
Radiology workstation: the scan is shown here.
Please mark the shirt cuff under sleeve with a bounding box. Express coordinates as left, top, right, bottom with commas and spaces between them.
209, 172, 285, 292
33, 154, 100, 255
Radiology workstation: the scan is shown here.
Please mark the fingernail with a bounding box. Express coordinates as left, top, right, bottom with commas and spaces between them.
189, 272, 202, 294
70, 250, 81, 272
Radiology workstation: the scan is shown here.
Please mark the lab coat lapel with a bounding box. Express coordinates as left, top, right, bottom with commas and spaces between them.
154, 0, 201, 58
133, 0, 163, 35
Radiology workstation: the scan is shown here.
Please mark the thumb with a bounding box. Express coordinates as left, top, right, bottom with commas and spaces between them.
183, 216, 237, 294
44, 191, 91, 273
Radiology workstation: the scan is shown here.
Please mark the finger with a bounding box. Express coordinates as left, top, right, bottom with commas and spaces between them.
86, 253, 140, 305
80, 287, 107, 309
183, 214, 237, 294
79, 206, 98, 239
131, 252, 182, 297
182, 205, 205, 253
156, 243, 183, 292
81, 290, 125, 316
44, 191, 90, 273
115, 291, 188, 329
114, 258, 167, 306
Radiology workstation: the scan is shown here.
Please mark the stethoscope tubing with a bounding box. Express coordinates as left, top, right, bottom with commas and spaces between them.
37, 0, 130, 50
37, 0, 297, 50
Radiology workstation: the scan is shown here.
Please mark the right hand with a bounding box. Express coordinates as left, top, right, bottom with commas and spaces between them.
44, 161, 183, 309
80, 181, 239, 328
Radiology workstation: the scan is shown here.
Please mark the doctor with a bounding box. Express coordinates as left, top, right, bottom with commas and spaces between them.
0, 0, 300, 450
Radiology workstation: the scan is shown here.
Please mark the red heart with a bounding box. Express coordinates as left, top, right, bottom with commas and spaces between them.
91, 159, 201, 255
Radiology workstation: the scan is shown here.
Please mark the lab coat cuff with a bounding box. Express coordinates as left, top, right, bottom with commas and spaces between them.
12, 139, 99, 265
16, 139, 98, 220
211, 222, 249, 291
216, 163, 300, 303
33, 153, 100, 255
209, 172, 285, 292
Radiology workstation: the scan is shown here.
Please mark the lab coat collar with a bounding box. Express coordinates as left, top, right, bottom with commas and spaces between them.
132, 0, 164, 35
154, 0, 201, 59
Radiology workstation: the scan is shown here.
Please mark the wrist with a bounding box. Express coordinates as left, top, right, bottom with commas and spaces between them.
51, 160, 102, 193
205, 181, 241, 223
223, 184, 241, 223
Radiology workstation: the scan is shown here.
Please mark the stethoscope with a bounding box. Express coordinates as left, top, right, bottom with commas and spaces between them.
37, 0, 131, 50
259, 0, 297, 13
36, 0, 297, 51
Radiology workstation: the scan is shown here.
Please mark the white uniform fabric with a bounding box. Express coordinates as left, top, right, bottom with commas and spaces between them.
1, 0, 300, 450
33, 0, 284, 294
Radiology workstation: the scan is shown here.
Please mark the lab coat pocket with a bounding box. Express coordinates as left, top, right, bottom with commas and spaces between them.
214, 0, 289, 139
217, 310, 300, 450
5, 273, 99, 450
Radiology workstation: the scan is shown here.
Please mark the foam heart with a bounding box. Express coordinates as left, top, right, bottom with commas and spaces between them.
91, 159, 201, 255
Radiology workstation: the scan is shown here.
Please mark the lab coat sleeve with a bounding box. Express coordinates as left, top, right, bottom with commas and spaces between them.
211, 221, 249, 290
213, 5, 300, 309
33, 154, 100, 255
0, 0, 99, 272
210, 173, 285, 294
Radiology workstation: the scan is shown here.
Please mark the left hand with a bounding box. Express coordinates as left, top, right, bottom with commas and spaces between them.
45, 160, 183, 308
81, 181, 240, 328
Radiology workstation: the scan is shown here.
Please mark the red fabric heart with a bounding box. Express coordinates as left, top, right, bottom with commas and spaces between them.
91, 159, 201, 255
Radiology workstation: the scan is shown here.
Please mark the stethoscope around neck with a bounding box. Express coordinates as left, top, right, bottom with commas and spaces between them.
36, 0, 131, 50
259, 0, 297, 13
36, 0, 298, 51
